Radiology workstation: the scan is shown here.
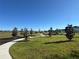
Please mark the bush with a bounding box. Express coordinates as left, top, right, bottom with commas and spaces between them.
65, 25, 74, 41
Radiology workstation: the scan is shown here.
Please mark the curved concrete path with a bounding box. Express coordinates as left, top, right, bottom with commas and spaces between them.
0, 38, 24, 59
0, 34, 45, 59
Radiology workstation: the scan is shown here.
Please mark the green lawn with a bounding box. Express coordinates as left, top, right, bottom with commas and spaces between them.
10, 34, 79, 59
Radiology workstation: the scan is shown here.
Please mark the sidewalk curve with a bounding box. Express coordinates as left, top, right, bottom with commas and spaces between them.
0, 38, 24, 59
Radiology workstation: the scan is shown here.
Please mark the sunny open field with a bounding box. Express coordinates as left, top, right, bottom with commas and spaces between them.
0, 32, 12, 39
10, 34, 79, 59
0, 32, 22, 40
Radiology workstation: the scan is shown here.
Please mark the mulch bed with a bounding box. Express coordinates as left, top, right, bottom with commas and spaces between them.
0, 36, 23, 45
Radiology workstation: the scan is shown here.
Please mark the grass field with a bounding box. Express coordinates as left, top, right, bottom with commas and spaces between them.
0, 31, 22, 45
10, 34, 79, 59
0, 32, 22, 40
0, 32, 12, 39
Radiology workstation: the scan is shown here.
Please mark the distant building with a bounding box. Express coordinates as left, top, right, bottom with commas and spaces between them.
73, 26, 79, 32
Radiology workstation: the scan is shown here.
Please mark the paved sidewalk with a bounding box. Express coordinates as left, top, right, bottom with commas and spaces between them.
0, 38, 24, 59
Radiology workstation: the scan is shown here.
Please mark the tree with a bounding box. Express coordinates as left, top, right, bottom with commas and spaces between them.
55, 29, 61, 35
39, 29, 41, 33
65, 25, 74, 41
24, 28, 29, 40
20, 29, 24, 34
30, 28, 33, 36
12, 27, 18, 37
55, 29, 59, 35
48, 27, 53, 37
20, 29, 24, 37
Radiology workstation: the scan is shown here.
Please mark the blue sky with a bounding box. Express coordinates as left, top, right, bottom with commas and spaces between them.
0, 0, 79, 30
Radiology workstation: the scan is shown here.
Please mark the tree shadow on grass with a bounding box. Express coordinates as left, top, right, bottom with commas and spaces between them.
74, 36, 79, 38
44, 40, 75, 44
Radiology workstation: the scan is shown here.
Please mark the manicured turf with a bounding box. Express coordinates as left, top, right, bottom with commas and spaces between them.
10, 34, 79, 59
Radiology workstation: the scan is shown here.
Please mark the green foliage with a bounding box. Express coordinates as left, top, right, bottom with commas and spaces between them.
20, 29, 24, 35
30, 28, 33, 36
54, 29, 59, 35
24, 28, 29, 40
65, 25, 74, 41
54, 29, 62, 35
12, 27, 18, 37
48, 27, 53, 37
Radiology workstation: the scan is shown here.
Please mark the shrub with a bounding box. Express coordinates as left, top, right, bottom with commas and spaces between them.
65, 25, 74, 41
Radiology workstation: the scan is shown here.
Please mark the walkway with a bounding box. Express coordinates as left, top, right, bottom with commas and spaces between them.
0, 38, 24, 59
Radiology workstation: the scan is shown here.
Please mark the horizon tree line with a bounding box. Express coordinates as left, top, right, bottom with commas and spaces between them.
11, 24, 75, 41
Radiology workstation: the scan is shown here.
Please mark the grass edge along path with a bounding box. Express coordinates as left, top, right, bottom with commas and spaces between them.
10, 35, 79, 59
0, 38, 24, 59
